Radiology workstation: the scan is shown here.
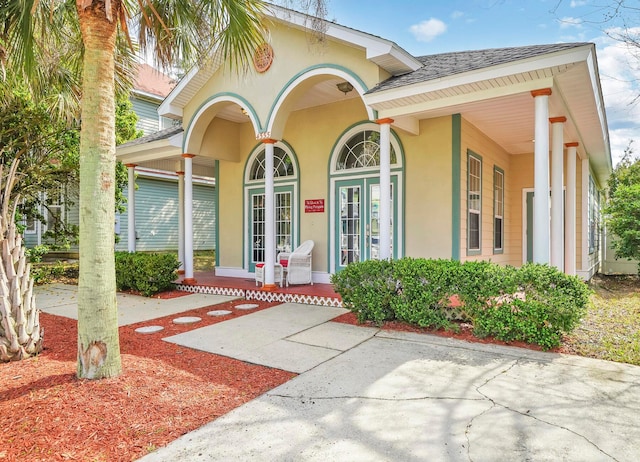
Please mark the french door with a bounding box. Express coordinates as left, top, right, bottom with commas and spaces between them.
335, 177, 397, 270
248, 187, 293, 272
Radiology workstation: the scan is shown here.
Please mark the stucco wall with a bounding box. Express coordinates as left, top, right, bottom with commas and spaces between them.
459, 117, 515, 265
402, 116, 453, 259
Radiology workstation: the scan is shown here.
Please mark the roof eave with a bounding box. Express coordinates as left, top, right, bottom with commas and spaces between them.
266, 5, 421, 74
159, 4, 421, 117
365, 44, 594, 104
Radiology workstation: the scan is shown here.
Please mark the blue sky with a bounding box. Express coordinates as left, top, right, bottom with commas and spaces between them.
325, 0, 640, 165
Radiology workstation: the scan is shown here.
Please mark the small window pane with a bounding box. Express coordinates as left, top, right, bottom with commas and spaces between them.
250, 147, 294, 180
467, 154, 482, 253
336, 130, 397, 171
493, 168, 504, 251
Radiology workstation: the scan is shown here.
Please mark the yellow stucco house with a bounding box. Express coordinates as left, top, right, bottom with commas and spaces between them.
117, 5, 611, 287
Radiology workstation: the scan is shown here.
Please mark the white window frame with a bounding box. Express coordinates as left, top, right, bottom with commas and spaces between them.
493, 166, 504, 253
467, 151, 482, 255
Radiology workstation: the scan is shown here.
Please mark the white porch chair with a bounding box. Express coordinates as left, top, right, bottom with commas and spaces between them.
277, 240, 314, 286
254, 262, 284, 287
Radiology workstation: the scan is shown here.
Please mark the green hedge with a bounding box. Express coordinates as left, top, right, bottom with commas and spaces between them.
32, 261, 79, 285
331, 258, 591, 350
115, 252, 180, 296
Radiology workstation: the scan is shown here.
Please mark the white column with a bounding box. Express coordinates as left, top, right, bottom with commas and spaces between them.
565, 143, 578, 275
532, 89, 551, 264
126, 164, 136, 252
177, 169, 185, 272
550, 116, 566, 270
263, 139, 276, 289
377, 118, 393, 260
182, 154, 196, 283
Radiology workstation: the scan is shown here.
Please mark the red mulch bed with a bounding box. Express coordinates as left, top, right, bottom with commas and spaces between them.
0, 299, 295, 462
332, 312, 562, 353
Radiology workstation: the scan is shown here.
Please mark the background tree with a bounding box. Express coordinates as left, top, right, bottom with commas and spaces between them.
0, 80, 77, 360
605, 142, 640, 269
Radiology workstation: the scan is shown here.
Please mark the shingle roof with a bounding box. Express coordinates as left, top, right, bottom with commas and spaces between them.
134, 63, 176, 98
118, 126, 183, 148
367, 43, 591, 93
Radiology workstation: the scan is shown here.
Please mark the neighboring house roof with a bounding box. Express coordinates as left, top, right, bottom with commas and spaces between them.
368, 43, 591, 93
133, 63, 175, 100
119, 126, 183, 148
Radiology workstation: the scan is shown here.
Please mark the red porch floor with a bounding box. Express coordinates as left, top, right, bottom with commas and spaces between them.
176, 271, 342, 307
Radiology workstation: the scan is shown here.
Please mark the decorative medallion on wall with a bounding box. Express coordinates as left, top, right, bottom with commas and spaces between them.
253, 43, 274, 73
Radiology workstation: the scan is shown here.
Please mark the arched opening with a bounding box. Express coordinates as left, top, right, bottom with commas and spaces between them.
329, 122, 405, 273
243, 141, 300, 272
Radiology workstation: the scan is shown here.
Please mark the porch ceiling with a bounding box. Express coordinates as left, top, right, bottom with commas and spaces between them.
214, 77, 362, 124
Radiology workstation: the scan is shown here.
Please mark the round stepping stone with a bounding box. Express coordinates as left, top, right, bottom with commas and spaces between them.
173, 316, 202, 324
135, 325, 164, 334
235, 303, 259, 310
207, 310, 232, 316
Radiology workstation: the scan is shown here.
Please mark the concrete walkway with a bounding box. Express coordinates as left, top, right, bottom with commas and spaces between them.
34, 285, 640, 461
163, 303, 376, 373
35, 283, 237, 326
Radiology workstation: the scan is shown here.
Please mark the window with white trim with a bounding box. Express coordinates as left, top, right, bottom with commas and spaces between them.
467, 152, 482, 254
44, 193, 64, 236
588, 176, 599, 254
493, 167, 504, 253
22, 207, 37, 235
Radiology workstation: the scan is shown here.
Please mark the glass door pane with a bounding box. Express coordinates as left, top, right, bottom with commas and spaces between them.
339, 185, 361, 266
275, 192, 292, 253
251, 193, 265, 266
369, 184, 380, 259
367, 182, 393, 260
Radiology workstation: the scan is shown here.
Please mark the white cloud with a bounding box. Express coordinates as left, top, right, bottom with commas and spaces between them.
595, 32, 640, 165
451, 10, 464, 20
570, 0, 587, 7
559, 16, 583, 29
409, 18, 447, 42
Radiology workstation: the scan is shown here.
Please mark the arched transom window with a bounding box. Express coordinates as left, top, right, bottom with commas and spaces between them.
336, 130, 398, 171
249, 147, 294, 180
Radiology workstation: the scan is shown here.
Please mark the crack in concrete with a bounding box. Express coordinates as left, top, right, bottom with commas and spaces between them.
467, 359, 619, 462
267, 393, 485, 403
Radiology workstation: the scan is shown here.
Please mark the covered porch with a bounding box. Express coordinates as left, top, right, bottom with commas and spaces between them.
176, 271, 342, 307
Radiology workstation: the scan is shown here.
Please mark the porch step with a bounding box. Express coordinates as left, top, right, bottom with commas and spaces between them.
175, 283, 342, 308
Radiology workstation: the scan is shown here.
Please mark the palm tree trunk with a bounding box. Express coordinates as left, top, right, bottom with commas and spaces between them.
76, 4, 121, 379
0, 177, 42, 361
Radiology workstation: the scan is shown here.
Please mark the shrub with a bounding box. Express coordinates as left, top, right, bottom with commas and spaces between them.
26, 244, 50, 263
465, 263, 591, 350
390, 258, 459, 330
330, 259, 395, 324
31, 261, 78, 285
332, 258, 591, 350
115, 252, 180, 296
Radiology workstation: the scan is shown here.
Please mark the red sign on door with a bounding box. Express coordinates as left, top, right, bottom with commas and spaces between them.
305, 199, 325, 213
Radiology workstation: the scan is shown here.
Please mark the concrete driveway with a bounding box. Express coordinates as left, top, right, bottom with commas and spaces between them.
35, 285, 640, 461
140, 327, 640, 461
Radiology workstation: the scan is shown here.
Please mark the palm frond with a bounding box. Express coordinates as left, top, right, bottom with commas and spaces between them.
133, 0, 267, 73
